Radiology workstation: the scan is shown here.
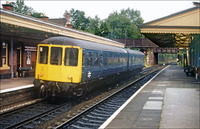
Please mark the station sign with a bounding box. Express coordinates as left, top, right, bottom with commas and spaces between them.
25, 46, 37, 51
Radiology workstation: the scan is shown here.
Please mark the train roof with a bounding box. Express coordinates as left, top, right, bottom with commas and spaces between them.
125, 49, 144, 55
41, 37, 126, 53
41, 36, 143, 55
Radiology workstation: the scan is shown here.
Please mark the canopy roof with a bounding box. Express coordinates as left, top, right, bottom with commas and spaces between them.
0, 8, 124, 48
139, 5, 200, 48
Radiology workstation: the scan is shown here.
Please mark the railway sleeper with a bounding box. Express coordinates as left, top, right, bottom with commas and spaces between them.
97, 106, 117, 111
93, 109, 112, 115
81, 117, 105, 124
90, 111, 110, 117
86, 114, 106, 120
76, 120, 100, 127
102, 103, 120, 108
70, 124, 90, 129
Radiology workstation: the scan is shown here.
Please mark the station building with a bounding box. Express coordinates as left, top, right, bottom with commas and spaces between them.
0, 2, 199, 79
0, 2, 124, 79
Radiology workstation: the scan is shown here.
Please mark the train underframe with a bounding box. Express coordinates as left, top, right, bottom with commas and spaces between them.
33, 68, 142, 100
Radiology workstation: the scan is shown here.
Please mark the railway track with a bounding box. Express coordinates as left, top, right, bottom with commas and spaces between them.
0, 87, 38, 113
0, 99, 71, 129
0, 65, 165, 129
49, 65, 166, 128
54, 69, 161, 129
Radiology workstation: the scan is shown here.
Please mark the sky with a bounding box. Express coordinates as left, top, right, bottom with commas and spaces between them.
1, 0, 199, 23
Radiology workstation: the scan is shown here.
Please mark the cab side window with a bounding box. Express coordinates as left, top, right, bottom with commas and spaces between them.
87, 52, 93, 68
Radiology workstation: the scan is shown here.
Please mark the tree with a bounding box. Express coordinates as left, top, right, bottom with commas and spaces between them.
65, 8, 90, 31
63, 7, 144, 39
106, 8, 144, 39
10, 0, 44, 18
10, 0, 34, 15
99, 20, 109, 38
87, 15, 101, 35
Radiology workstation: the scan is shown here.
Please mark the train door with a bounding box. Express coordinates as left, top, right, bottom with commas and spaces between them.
85, 50, 94, 81
82, 49, 86, 81
99, 51, 103, 78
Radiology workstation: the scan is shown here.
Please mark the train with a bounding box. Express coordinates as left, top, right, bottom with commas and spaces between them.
33, 36, 144, 99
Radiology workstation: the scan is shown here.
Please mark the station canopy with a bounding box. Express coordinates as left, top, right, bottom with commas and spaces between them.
0, 8, 124, 48
139, 4, 200, 48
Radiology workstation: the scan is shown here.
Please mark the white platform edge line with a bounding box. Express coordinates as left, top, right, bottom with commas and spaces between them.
0, 84, 34, 93
99, 65, 170, 129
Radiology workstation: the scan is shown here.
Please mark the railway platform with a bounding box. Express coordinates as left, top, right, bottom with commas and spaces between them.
0, 77, 34, 93
100, 65, 200, 129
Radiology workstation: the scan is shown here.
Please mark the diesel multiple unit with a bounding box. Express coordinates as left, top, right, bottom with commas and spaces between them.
33, 37, 144, 98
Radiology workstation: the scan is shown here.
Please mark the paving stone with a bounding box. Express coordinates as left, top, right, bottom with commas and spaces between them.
104, 66, 199, 129
143, 101, 163, 110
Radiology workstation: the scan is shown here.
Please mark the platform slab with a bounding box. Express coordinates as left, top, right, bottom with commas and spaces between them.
102, 66, 199, 129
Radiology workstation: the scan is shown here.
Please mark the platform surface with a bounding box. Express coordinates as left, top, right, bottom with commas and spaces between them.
102, 65, 199, 129
0, 77, 34, 93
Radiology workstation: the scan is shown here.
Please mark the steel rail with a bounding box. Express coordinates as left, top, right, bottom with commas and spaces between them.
4, 101, 70, 129
55, 66, 165, 128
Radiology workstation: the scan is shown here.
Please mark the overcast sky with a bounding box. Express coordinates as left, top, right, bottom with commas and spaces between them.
1, 1, 199, 23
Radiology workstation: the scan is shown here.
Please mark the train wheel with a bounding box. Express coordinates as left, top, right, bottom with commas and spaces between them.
38, 85, 48, 98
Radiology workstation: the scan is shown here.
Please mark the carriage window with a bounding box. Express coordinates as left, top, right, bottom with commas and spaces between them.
135, 55, 138, 64
39, 46, 49, 64
132, 55, 135, 64
100, 55, 103, 66
109, 53, 112, 66
113, 54, 118, 65
103, 53, 108, 66
87, 52, 93, 68
94, 53, 99, 68
51, 47, 62, 65
123, 55, 126, 64
64, 48, 78, 66
129, 55, 132, 65
120, 55, 123, 64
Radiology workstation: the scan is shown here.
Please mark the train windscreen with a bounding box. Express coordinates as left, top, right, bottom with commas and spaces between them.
50, 47, 62, 65
64, 48, 78, 66
39, 46, 48, 64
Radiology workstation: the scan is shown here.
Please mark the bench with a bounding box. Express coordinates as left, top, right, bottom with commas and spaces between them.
184, 65, 195, 76
19, 67, 32, 77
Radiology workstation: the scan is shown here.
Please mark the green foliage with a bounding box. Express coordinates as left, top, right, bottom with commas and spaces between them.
10, 0, 44, 18
87, 15, 101, 35
31, 12, 43, 18
65, 9, 90, 31
10, 0, 33, 15
106, 8, 144, 39
64, 7, 144, 38
158, 53, 178, 64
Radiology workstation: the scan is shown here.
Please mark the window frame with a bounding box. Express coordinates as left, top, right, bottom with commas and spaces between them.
38, 46, 49, 64
87, 51, 93, 69
64, 48, 79, 66
1, 42, 10, 70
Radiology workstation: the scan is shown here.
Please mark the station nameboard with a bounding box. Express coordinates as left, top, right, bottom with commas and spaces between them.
25, 46, 37, 51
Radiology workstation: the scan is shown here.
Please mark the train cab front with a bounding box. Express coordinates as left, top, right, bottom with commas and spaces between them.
33, 41, 82, 100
